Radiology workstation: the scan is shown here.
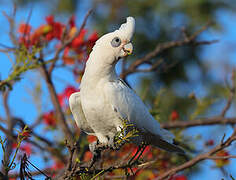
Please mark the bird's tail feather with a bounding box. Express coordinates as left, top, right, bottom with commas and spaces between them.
159, 128, 175, 144
143, 132, 185, 154
151, 137, 185, 154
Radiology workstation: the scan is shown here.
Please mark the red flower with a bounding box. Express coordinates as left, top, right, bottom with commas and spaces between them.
44, 15, 65, 40
160, 160, 168, 169
214, 150, 230, 167
43, 111, 57, 127
46, 15, 54, 24
170, 110, 179, 121
69, 15, 76, 28
22, 131, 31, 140
71, 29, 87, 49
19, 36, 30, 47
57, 93, 65, 107
20, 144, 32, 156
205, 139, 214, 146
18, 23, 31, 34
51, 160, 64, 170
57, 86, 78, 107
87, 32, 99, 47
87, 135, 97, 143
170, 175, 187, 180
52, 22, 64, 40
12, 142, 18, 149
83, 151, 93, 162
64, 86, 77, 98
63, 47, 75, 65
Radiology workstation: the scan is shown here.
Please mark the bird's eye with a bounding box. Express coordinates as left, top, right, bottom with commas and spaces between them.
111, 37, 121, 47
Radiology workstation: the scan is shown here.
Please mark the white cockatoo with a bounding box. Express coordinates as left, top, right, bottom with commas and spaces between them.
69, 17, 184, 154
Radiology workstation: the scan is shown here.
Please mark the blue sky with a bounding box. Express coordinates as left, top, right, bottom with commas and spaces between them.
0, 1, 236, 179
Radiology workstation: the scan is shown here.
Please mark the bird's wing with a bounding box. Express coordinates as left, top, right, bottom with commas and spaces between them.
104, 79, 174, 143
104, 79, 185, 154
69, 92, 95, 135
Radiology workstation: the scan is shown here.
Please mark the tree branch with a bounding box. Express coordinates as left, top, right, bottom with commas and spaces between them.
220, 70, 236, 117
161, 117, 236, 129
155, 128, 236, 180
39, 59, 74, 145
48, 9, 93, 74
120, 22, 217, 79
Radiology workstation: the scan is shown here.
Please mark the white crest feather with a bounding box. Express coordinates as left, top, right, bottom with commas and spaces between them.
116, 16, 135, 41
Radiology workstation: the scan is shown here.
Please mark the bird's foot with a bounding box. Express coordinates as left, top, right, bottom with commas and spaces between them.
89, 141, 110, 168
108, 136, 125, 150
89, 141, 101, 168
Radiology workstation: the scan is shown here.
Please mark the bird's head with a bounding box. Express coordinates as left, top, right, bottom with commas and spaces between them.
92, 17, 135, 64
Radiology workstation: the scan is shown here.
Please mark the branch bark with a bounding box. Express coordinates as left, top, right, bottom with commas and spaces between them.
39, 59, 74, 145
161, 117, 236, 129
48, 9, 93, 74
155, 128, 236, 180
120, 22, 217, 79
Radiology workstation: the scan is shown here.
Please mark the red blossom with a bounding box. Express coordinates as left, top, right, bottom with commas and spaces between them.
46, 15, 54, 24
20, 144, 32, 156
52, 22, 64, 40
18, 23, 31, 34
205, 139, 214, 146
214, 150, 230, 167
170, 175, 187, 180
19, 36, 30, 47
12, 142, 18, 149
170, 110, 179, 121
58, 93, 65, 107
51, 160, 64, 170
22, 131, 31, 139
87, 32, 99, 46
44, 15, 65, 41
63, 47, 75, 64
71, 29, 87, 49
64, 86, 77, 98
69, 15, 76, 28
45, 33, 54, 41
83, 151, 93, 162
87, 135, 97, 143
160, 160, 168, 169
43, 111, 57, 127
57, 86, 78, 107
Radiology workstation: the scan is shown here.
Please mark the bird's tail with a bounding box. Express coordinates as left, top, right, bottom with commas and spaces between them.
143, 130, 185, 154
151, 136, 185, 154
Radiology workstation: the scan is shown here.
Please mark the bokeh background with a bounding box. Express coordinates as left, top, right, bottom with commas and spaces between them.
1, 0, 236, 179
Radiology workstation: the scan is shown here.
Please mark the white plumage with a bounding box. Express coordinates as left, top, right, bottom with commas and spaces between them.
69, 17, 184, 154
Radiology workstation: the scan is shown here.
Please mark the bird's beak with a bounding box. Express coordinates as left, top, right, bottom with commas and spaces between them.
123, 43, 133, 56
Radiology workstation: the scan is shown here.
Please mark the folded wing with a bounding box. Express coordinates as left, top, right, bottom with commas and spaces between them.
69, 92, 95, 135
104, 79, 184, 154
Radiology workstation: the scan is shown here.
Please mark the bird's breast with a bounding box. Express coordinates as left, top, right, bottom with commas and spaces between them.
80, 79, 121, 135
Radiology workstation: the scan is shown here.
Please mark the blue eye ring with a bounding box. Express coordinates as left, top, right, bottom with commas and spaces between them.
111, 37, 121, 47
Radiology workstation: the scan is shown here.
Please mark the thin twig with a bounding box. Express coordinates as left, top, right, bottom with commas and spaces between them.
120, 22, 217, 79
26, 158, 51, 179
221, 70, 236, 117
155, 128, 236, 180
39, 58, 74, 145
161, 117, 236, 129
48, 9, 93, 74
208, 155, 236, 160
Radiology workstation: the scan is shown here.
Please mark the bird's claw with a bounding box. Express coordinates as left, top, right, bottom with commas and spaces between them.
108, 137, 125, 150
89, 141, 102, 168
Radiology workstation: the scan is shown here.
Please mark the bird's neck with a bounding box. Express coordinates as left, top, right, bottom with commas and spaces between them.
81, 51, 118, 88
